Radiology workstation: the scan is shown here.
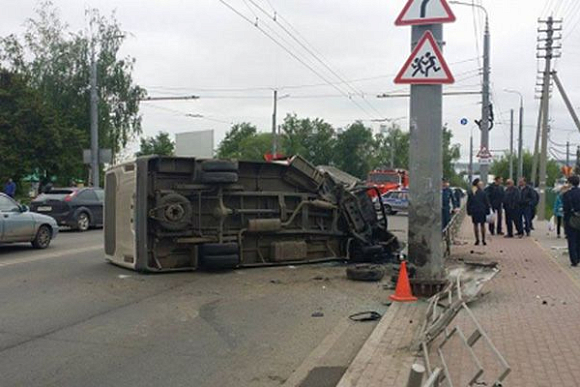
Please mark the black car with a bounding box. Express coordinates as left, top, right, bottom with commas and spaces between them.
30, 187, 104, 231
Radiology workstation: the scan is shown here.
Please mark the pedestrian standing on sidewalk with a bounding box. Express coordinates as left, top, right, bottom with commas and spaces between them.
554, 184, 569, 239
518, 178, 535, 236
485, 176, 505, 235
563, 175, 580, 267
467, 178, 491, 246
442, 178, 457, 230
503, 179, 523, 238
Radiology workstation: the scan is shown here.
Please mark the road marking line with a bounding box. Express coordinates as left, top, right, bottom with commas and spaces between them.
0, 245, 102, 268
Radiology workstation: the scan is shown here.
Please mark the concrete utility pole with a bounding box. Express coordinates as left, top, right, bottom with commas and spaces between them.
272, 89, 278, 156
451, 1, 490, 182
90, 48, 99, 188
537, 16, 561, 221
509, 109, 514, 181
408, 24, 444, 280
480, 15, 491, 184
552, 71, 580, 135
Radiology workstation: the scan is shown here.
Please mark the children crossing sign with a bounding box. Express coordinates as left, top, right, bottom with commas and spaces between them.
394, 31, 454, 84
395, 0, 456, 26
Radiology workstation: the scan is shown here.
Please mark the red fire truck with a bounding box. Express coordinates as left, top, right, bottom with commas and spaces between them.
367, 169, 409, 197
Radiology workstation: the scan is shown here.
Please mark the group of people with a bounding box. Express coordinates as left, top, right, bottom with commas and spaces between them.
466, 176, 539, 245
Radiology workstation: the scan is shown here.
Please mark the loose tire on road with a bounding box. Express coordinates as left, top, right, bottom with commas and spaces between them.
201, 172, 238, 184
346, 264, 385, 282
76, 212, 90, 232
156, 193, 192, 231
201, 160, 238, 172
32, 225, 52, 249
200, 243, 240, 270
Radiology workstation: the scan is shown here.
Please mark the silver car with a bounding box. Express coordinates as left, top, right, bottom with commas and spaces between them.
0, 193, 59, 249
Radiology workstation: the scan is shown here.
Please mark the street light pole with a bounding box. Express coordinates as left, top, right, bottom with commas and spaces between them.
481, 16, 491, 184
505, 89, 524, 180
509, 109, 514, 181
90, 46, 99, 188
451, 1, 490, 183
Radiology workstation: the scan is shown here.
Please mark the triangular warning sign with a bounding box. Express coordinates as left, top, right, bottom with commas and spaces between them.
394, 31, 454, 85
476, 147, 492, 159
395, 0, 456, 26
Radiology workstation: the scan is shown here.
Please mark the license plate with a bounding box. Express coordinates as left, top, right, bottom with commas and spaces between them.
37, 206, 52, 212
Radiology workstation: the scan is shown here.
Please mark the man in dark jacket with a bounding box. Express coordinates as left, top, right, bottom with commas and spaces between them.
518, 178, 535, 236
563, 175, 580, 267
485, 176, 505, 235
442, 179, 458, 230
503, 179, 523, 238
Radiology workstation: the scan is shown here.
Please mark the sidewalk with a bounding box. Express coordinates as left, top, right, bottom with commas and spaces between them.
338, 216, 580, 387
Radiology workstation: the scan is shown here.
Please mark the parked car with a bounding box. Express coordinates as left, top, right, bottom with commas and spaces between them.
30, 187, 104, 231
0, 193, 59, 249
374, 189, 409, 215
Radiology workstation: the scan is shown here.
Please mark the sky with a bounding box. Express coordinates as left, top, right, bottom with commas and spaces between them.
1, 0, 580, 163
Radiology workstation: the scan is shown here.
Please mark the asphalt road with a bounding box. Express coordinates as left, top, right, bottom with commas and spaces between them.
0, 217, 408, 387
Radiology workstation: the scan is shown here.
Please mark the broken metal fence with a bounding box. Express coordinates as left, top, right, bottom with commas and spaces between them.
408, 275, 510, 387
442, 205, 466, 258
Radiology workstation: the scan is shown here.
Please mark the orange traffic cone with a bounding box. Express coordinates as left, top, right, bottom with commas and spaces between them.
389, 261, 418, 302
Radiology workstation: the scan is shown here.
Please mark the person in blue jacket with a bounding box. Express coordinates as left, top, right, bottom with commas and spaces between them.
563, 175, 580, 266
4, 178, 16, 198
554, 184, 569, 238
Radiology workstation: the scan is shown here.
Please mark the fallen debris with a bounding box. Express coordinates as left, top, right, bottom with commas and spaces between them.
348, 311, 382, 322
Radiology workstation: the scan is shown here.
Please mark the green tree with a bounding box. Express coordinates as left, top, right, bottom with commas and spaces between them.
372, 124, 409, 170
238, 133, 274, 161
490, 151, 561, 187
442, 125, 462, 186
216, 122, 258, 159
0, 70, 86, 186
135, 131, 175, 157
280, 114, 336, 166
333, 122, 375, 179
0, 1, 145, 167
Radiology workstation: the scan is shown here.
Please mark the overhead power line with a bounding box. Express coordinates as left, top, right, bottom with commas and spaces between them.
245, 0, 386, 118
218, 0, 379, 120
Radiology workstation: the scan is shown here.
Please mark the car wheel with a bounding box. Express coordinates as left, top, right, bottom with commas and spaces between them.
156, 193, 192, 231
199, 243, 240, 270
76, 212, 90, 232
385, 205, 394, 215
391, 210, 398, 215
31, 225, 52, 249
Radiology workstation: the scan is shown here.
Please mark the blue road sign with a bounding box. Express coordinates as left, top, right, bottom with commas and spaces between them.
460, 118, 468, 126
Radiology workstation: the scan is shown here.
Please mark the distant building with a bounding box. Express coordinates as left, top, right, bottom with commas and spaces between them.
175, 130, 214, 158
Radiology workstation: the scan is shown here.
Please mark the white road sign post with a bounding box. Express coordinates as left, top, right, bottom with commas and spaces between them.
394, 0, 455, 283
